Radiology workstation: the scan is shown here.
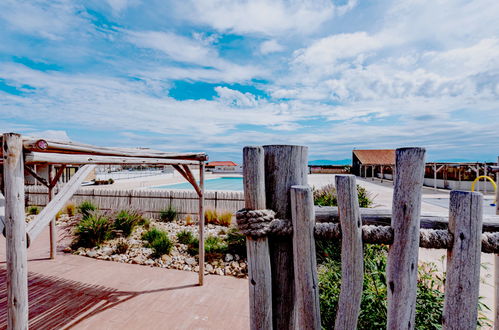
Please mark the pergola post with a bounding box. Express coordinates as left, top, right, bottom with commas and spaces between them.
198, 161, 205, 286
3, 133, 29, 329
48, 165, 56, 259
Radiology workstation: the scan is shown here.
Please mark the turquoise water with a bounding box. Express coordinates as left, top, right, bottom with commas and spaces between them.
155, 177, 243, 191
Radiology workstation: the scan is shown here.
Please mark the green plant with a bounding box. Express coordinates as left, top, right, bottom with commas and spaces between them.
65, 202, 76, 216
317, 244, 491, 329
27, 205, 40, 215
204, 209, 218, 224
312, 184, 373, 208
226, 228, 246, 258
176, 230, 195, 245
159, 205, 178, 222
115, 239, 129, 254
113, 209, 143, 237
142, 228, 173, 257
186, 235, 229, 259
72, 212, 113, 248
77, 200, 97, 219
217, 211, 233, 227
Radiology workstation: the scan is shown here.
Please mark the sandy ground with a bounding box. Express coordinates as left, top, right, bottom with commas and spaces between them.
89, 172, 497, 324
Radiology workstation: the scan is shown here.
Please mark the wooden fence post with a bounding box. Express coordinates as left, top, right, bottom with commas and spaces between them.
291, 185, 321, 329
3, 133, 29, 329
334, 175, 363, 329
443, 191, 483, 329
243, 146, 273, 330
263, 145, 308, 329
387, 147, 426, 330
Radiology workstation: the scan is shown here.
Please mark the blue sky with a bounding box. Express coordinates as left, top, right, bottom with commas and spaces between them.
0, 0, 498, 162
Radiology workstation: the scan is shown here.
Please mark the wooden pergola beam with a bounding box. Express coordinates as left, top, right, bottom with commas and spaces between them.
25, 152, 199, 165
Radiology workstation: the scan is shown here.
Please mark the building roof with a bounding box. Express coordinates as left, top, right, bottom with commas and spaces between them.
207, 161, 238, 167
353, 149, 395, 165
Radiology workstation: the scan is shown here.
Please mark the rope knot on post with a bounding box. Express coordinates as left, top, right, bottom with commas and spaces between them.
236, 208, 293, 238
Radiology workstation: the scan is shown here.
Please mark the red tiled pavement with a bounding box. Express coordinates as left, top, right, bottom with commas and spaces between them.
0, 227, 250, 329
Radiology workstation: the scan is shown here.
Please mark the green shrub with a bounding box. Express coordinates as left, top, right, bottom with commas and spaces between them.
186, 235, 229, 259
226, 228, 246, 258
176, 230, 195, 245
27, 205, 40, 215
72, 212, 113, 248
78, 201, 97, 219
159, 205, 178, 222
142, 228, 173, 257
113, 209, 143, 237
312, 184, 373, 208
114, 239, 129, 254
317, 244, 491, 329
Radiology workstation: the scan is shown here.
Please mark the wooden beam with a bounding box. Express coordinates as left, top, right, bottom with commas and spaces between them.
0, 191, 4, 236
50, 165, 66, 188
25, 152, 199, 165
182, 165, 202, 197
24, 165, 50, 187
314, 206, 499, 232
198, 162, 205, 286
3, 133, 29, 329
22, 139, 207, 161
171, 165, 201, 197
48, 165, 56, 259
26, 165, 96, 244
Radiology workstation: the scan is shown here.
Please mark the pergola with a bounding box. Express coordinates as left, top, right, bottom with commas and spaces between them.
0, 132, 208, 329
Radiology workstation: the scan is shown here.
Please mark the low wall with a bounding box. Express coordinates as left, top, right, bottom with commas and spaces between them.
25, 186, 245, 219
422, 178, 495, 192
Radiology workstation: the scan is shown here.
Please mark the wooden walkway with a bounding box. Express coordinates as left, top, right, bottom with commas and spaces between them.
0, 228, 249, 329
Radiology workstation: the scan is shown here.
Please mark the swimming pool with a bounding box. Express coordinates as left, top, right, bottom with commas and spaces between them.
154, 176, 243, 191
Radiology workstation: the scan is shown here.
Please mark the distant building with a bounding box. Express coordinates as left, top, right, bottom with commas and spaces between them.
206, 161, 242, 173
352, 149, 395, 178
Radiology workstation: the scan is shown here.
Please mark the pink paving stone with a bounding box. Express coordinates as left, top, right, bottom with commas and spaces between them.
0, 227, 250, 329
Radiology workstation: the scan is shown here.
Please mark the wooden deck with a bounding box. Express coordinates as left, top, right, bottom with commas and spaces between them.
0, 227, 249, 329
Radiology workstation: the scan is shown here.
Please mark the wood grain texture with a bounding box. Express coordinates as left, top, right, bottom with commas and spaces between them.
3, 133, 29, 330
495, 158, 498, 330
25, 152, 199, 165
263, 144, 308, 330
291, 185, 321, 330
198, 162, 205, 286
443, 191, 483, 329
27, 164, 96, 243
48, 165, 56, 259
243, 146, 273, 330
387, 147, 426, 330
334, 175, 363, 329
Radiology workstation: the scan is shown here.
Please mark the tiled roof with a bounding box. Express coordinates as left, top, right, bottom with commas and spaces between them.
206, 161, 238, 166
353, 149, 395, 165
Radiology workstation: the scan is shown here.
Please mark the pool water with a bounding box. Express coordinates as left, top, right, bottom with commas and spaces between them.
154, 176, 243, 191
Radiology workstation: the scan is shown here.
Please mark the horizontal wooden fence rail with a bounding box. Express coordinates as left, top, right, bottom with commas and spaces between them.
25, 186, 245, 219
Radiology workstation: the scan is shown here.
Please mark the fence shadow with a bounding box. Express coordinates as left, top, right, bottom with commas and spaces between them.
0, 268, 196, 329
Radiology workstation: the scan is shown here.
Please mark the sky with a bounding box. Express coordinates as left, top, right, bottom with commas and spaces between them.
0, 0, 498, 163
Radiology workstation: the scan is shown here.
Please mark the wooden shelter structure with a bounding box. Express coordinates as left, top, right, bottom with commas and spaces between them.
0, 133, 208, 329
352, 149, 395, 181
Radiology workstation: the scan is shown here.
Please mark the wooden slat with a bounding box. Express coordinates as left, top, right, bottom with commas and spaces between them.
243, 146, 273, 330
387, 147, 426, 330
291, 185, 321, 329
25, 152, 199, 165
443, 191, 483, 329
22, 139, 207, 161
3, 133, 29, 329
26, 165, 96, 243
334, 175, 363, 329
264, 144, 308, 329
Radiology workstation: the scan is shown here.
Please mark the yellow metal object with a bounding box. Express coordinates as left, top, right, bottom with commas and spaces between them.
471, 175, 497, 205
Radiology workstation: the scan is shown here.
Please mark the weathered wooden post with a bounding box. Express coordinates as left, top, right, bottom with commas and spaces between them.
334, 175, 363, 329
291, 185, 320, 329
48, 165, 56, 259
442, 191, 483, 329
3, 133, 29, 329
243, 146, 273, 330
387, 147, 426, 330
198, 161, 205, 286
263, 145, 308, 329
495, 156, 499, 330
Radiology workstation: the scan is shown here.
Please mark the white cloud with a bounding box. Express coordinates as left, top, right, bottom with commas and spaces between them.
260, 40, 284, 54
106, 0, 140, 16
178, 0, 357, 37
215, 86, 258, 107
